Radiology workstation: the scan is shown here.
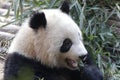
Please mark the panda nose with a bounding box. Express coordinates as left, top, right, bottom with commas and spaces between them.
79, 55, 87, 62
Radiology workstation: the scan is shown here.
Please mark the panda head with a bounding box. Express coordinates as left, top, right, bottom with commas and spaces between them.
9, 1, 88, 70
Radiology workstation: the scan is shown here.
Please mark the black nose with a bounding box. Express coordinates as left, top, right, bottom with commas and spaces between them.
79, 55, 87, 62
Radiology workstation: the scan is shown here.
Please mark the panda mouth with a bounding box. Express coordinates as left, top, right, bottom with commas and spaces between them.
65, 58, 78, 69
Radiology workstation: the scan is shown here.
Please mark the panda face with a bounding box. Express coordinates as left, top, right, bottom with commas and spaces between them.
8, 1, 88, 70
30, 8, 88, 70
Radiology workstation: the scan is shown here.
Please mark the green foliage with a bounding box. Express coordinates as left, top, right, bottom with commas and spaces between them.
70, 1, 120, 80
17, 67, 34, 80
10, 0, 62, 24
8, 0, 120, 80
9, 66, 34, 80
9, 66, 44, 80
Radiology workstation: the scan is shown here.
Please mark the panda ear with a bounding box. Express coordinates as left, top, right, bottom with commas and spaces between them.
60, 0, 69, 14
29, 12, 47, 29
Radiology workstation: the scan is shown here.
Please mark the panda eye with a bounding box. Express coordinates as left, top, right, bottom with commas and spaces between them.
60, 38, 72, 53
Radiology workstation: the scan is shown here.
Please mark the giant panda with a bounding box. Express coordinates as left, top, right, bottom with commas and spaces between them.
4, 1, 103, 80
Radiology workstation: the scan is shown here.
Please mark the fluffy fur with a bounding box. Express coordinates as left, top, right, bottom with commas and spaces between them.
4, 1, 103, 80
8, 9, 87, 69
4, 52, 103, 80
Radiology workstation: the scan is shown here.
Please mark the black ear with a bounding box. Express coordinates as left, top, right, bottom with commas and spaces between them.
29, 12, 47, 29
60, 0, 69, 14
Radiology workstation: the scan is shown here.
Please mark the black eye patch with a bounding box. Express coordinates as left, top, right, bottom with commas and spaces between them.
60, 38, 72, 53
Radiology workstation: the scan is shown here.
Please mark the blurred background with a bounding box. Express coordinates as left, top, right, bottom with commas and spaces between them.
0, 0, 120, 80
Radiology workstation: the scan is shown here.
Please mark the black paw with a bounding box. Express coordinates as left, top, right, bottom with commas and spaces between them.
80, 65, 103, 80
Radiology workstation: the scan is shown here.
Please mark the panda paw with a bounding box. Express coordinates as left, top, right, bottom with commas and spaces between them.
80, 65, 103, 80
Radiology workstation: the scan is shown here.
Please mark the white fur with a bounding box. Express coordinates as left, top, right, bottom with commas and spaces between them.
8, 9, 87, 69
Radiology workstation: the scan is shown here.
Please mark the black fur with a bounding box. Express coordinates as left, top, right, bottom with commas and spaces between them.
60, 38, 72, 53
4, 52, 103, 80
80, 54, 103, 80
29, 12, 47, 29
60, 0, 69, 14
80, 65, 103, 80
